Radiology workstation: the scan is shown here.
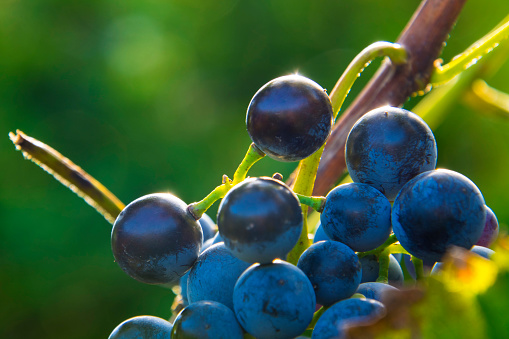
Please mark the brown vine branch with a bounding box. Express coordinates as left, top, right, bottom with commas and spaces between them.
287, 0, 467, 196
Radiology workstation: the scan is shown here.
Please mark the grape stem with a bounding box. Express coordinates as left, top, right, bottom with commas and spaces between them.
357, 234, 399, 259
295, 193, 326, 212
412, 256, 425, 281
286, 43, 407, 265
375, 249, 391, 284
187, 143, 265, 220
9, 130, 125, 224
329, 41, 408, 120
308, 305, 329, 330
431, 16, 509, 86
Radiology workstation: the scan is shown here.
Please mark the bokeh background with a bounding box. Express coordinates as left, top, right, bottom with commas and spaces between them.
1, 0, 509, 338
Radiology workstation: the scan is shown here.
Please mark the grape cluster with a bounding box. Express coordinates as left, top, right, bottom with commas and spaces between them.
108, 76, 499, 339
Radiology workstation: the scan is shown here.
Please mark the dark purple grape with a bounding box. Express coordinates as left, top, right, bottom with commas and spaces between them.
233, 260, 316, 339
476, 206, 499, 247
345, 106, 437, 200
312, 298, 385, 339
187, 243, 250, 310
108, 315, 173, 339
392, 169, 486, 263
356, 282, 399, 303
297, 240, 362, 306
320, 183, 392, 252
246, 74, 333, 162
217, 177, 303, 263
172, 300, 243, 339
111, 193, 203, 284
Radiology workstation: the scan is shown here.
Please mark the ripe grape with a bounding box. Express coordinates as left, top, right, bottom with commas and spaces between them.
297, 240, 362, 306
217, 177, 303, 263
172, 300, 243, 339
233, 260, 316, 339
359, 254, 404, 286
345, 106, 437, 200
246, 74, 333, 162
111, 193, 203, 284
187, 243, 250, 310
476, 206, 499, 247
392, 169, 486, 263
356, 282, 399, 302
320, 183, 392, 252
312, 298, 385, 339
108, 315, 173, 339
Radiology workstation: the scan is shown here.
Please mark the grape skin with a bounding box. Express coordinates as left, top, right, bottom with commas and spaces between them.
246, 74, 333, 162
108, 315, 173, 339
111, 193, 203, 284
392, 169, 486, 263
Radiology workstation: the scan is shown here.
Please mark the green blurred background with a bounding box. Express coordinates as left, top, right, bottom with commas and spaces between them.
1, 0, 508, 338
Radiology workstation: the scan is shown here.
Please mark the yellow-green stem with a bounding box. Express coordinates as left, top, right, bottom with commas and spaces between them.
431, 16, 509, 86
376, 249, 391, 284
295, 193, 326, 213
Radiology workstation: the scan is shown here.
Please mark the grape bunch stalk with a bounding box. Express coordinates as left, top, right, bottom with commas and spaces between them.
9, 3, 509, 339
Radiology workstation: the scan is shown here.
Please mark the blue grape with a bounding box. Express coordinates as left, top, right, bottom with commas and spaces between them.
313, 221, 331, 243
187, 243, 250, 310
359, 254, 404, 286
297, 240, 362, 306
108, 315, 173, 339
476, 206, 499, 247
246, 74, 333, 162
233, 260, 316, 339
320, 183, 392, 252
356, 282, 399, 302
312, 298, 385, 339
345, 106, 437, 200
392, 169, 486, 263
198, 213, 217, 242
217, 177, 303, 263
111, 193, 202, 284
211, 232, 223, 244
172, 300, 243, 339
431, 245, 495, 275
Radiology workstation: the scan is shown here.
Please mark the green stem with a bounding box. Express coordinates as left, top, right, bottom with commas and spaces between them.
431, 16, 509, 86
187, 183, 231, 220
375, 249, 391, 284
357, 234, 399, 259
232, 143, 265, 185
308, 306, 328, 330
188, 143, 265, 220
9, 130, 125, 224
412, 256, 425, 281
329, 41, 407, 120
295, 193, 326, 213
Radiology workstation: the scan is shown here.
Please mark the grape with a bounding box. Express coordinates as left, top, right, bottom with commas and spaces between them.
211, 232, 223, 244
172, 300, 243, 339
312, 298, 385, 339
198, 213, 217, 242
111, 193, 203, 284
246, 74, 333, 162
345, 106, 437, 200
108, 315, 173, 339
402, 254, 434, 280
356, 282, 399, 302
431, 245, 495, 275
297, 240, 362, 306
392, 169, 486, 263
187, 243, 250, 310
313, 221, 331, 243
359, 254, 404, 286
217, 177, 303, 263
233, 260, 316, 339
320, 182, 392, 252
476, 206, 499, 247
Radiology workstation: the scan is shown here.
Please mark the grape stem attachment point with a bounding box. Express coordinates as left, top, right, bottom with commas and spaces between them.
188, 143, 265, 220
295, 193, 326, 213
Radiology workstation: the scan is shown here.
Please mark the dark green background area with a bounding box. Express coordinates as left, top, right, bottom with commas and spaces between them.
1, 1, 508, 338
